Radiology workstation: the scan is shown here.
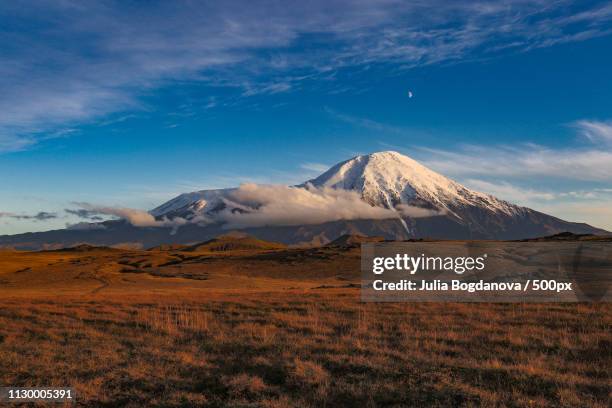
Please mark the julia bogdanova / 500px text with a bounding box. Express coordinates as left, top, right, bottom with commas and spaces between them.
372, 280, 524, 292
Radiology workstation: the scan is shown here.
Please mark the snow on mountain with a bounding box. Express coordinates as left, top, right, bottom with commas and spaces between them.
152, 151, 524, 222
304, 151, 521, 218
150, 188, 235, 218
139, 150, 608, 244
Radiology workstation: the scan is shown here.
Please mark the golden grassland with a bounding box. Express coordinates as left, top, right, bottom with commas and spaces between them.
0, 246, 610, 407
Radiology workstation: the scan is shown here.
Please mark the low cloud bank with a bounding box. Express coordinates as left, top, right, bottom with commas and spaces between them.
217, 184, 400, 228
71, 183, 443, 231
65, 208, 104, 221
395, 204, 445, 218
73, 203, 189, 229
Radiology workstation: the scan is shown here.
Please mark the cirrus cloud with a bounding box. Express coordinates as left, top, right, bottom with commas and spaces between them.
418, 144, 612, 182
2, 1, 612, 151
573, 120, 612, 145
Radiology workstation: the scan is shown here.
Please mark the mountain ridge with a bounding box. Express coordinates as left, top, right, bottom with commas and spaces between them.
0, 151, 607, 249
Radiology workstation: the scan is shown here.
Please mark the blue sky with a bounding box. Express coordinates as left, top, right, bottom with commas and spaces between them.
1, 0, 612, 234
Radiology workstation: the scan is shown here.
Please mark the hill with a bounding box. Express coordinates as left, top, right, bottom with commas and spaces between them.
182, 234, 287, 252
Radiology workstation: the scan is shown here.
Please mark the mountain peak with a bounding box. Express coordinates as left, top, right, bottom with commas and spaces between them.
309, 150, 448, 190
307, 150, 513, 215
153, 150, 523, 220
364, 150, 411, 160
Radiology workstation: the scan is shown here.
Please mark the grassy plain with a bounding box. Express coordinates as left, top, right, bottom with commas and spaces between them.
0, 242, 609, 407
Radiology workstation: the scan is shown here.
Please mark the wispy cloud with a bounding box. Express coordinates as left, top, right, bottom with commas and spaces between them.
536, 201, 612, 231
417, 143, 612, 182
463, 179, 557, 203
73, 202, 184, 228
300, 162, 331, 173
0, 211, 58, 221
463, 179, 612, 203
325, 107, 406, 134
65, 208, 104, 221
2, 1, 611, 151
572, 120, 612, 145
463, 180, 612, 230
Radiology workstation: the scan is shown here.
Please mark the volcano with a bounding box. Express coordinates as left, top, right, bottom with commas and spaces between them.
0, 151, 607, 249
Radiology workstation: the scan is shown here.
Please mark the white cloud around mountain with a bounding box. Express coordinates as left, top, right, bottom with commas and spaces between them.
74, 202, 187, 229
217, 184, 400, 228
70, 182, 444, 231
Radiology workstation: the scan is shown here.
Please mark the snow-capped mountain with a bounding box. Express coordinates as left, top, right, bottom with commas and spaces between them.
304, 151, 521, 217
151, 151, 525, 224
150, 188, 235, 219
1, 151, 606, 249
146, 150, 604, 242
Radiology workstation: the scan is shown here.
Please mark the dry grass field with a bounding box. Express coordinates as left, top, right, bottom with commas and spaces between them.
0, 241, 610, 407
